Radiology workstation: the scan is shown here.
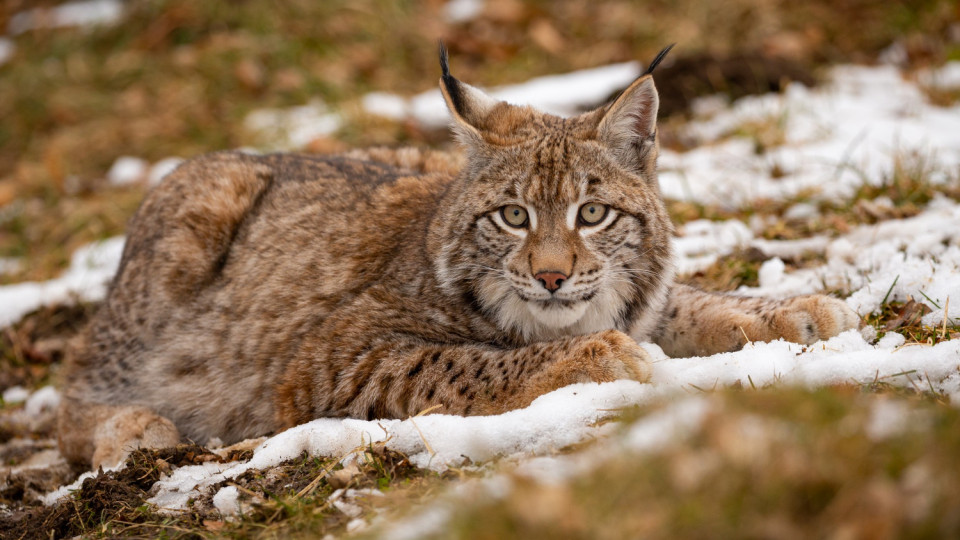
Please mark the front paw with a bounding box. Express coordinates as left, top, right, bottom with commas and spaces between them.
580, 330, 653, 383
768, 294, 860, 345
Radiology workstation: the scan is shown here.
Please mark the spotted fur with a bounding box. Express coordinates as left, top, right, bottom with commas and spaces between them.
58, 47, 858, 468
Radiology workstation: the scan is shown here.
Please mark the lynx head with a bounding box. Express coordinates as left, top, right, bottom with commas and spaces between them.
429, 45, 676, 342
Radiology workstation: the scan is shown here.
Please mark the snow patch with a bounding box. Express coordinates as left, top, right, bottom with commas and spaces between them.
2, 386, 30, 404
0, 236, 125, 328
244, 100, 341, 150
444, 0, 485, 23
364, 61, 642, 128
107, 156, 148, 186
8, 0, 124, 35
659, 65, 960, 208
148, 157, 185, 186
24, 386, 61, 417
916, 61, 960, 90
212, 485, 241, 516
139, 380, 660, 511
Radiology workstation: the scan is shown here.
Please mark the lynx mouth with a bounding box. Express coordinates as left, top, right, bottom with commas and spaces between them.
533, 297, 577, 309
525, 297, 590, 328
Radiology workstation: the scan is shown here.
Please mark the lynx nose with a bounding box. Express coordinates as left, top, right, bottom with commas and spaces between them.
534, 271, 567, 293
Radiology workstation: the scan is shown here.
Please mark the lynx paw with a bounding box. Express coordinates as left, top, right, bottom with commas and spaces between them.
579, 330, 652, 383
768, 294, 860, 345
91, 407, 180, 469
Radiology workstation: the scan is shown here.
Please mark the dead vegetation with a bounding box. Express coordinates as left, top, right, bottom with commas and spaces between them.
0, 303, 93, 392
0, 440, 456, 539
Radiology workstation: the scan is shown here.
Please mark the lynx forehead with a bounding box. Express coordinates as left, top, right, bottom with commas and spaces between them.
58, 44, 858, 470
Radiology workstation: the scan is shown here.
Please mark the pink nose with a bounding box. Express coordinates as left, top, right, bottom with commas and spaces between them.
534, 271, 567, 292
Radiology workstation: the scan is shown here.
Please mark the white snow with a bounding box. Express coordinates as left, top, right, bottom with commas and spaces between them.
107, 156, 148, 186
8, 0, 124, 35
139, 380, 660, 510
745, 198, 960, 323
361, 92, 410, 120
364, 62, 642, 128
665, 194, 960, 326
148, 157, 184, 186
673, 218, 753, 274
2, 386, 30, 404
444, 0, 485, 24
917, 61, 960, 90
0, 236, 124, 328
24, 386, 61, 417
212, 485, 241, 516
658, 65, 960, 209
866, 399, 917, 441
244, 100, 341, 150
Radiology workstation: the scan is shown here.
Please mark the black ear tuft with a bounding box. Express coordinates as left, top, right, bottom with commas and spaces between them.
643, 43, 676, 76
438, 40, 469, 119
438, 40, 452, 79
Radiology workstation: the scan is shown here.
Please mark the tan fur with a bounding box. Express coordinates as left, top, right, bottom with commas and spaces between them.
58, 56, 858, 468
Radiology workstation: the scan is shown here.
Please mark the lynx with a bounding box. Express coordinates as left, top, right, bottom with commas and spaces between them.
58, 45, 858, 468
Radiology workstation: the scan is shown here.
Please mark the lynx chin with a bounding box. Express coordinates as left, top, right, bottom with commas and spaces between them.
58, 44, 859, 468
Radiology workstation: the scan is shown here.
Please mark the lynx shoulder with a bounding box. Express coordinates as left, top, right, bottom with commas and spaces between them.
58, 46, 858, 468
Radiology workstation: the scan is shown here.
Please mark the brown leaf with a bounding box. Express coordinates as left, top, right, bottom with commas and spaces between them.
203, 520, 225, 532
529, 19, 565, 55
328, 463, 361, 490
155, 458, 172, 475
0, 181, 16, 207
485, 0, 525, 23
882, 299, 932, 332
234, 59, 265, 92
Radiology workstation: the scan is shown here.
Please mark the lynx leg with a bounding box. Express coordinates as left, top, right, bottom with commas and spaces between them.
277, 328, 651, 426
655, 284, 860, 357
58, 399, 180, 469
506, 329, 651, 412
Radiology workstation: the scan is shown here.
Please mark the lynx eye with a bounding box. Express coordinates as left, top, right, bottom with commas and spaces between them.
578, 202, 608, 225
500, 205, 529, 228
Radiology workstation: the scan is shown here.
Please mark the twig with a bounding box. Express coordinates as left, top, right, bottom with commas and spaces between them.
739, 326, 753, 348
943, 296, 950, 341
407, 417, 436, 457
295, 451, 352, 498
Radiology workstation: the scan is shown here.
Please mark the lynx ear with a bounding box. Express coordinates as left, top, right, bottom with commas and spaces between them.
437, 42, 500, 144
596, 44, 673, 176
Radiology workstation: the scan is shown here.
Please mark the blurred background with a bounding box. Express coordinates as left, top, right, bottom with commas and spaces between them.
1, 0, 958, 285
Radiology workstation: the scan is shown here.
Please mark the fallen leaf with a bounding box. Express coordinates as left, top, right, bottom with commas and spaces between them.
882, 299, 932, 332
203, 520, 225, 532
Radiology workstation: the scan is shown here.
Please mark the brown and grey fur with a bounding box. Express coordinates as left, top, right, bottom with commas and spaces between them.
58, 46, 858, 468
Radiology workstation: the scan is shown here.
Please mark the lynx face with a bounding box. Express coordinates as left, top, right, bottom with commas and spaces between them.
430, 52, 675, 342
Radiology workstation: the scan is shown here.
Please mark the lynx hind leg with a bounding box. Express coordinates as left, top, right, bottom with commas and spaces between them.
58, 400, 180, 470
130, 152, 273, 301
657, 284, 860, 357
